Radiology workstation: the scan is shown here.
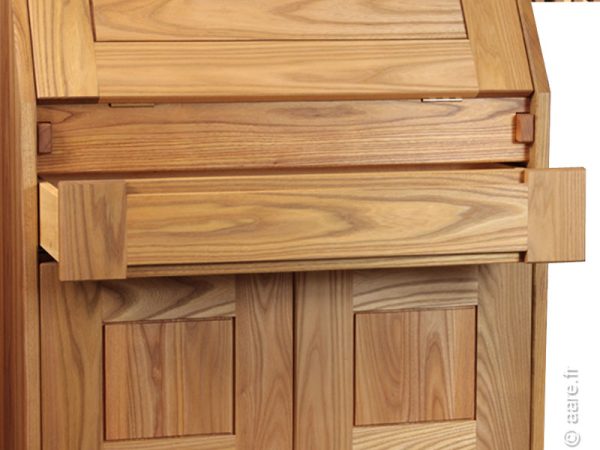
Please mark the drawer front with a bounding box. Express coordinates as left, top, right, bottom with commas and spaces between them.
39, 167, 585, 281
37, 98, 529, 175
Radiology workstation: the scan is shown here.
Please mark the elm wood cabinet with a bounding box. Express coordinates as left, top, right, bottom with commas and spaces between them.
0, 1, 586, 450
40, 264, 530, 450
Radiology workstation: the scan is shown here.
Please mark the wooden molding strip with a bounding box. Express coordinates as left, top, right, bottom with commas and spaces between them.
125, 253, 522, 279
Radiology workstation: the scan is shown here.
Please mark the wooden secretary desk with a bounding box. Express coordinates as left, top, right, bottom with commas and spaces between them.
1, 0, 586, 449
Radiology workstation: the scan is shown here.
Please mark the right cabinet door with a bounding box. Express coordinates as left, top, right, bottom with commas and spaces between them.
295, 264, 533, 450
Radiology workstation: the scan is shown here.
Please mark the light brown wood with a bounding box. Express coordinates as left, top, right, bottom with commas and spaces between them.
92, 0, 466, 41
355, 308, 476, 425
516, 113, 535, 144
94, 40, 479, 102
37, 98, 529, 175
58, 180, 127, 280
517, 4, 552, 447
295, 272, 353, 450
526, 168, 586, 262
39, 265, 295, 449
37, 122, 52, 154
1, 0, 40, 447
40, 263, 103, 450
353, 420, 477, 450
124, 169, 528, 266
125, 253, 522, 278
39, 182, 59, 260
477, 264, 532, 450
236, 274, 294, 450
104, 435, 236, 450
461, 0, 533, 95
353, 266, 479, 311
530, 264, 549, 450
101, 276, 236, 323
104, 319, 234, 440
28, 0, 98, 98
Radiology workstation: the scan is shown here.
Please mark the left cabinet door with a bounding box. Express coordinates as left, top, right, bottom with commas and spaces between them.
40, 263, 293, 450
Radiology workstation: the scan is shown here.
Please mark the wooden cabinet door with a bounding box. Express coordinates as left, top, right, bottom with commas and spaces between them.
40, 263, 293, 450
295, 265, 532, 450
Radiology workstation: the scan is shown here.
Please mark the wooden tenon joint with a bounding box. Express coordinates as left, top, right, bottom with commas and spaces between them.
515, 113, 535, 144
37, 122, 52, 154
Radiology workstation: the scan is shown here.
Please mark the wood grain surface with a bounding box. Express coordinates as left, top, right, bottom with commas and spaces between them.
94, 40, 479, 102
353, 420, 476, 450
58, 180, 127, 280
355, 308, 476, 425
477, 264, 532, 450
104, 320, 234, 440
236, 274, 294, 450
517, 3, 552, 447
353, 266, 479, 311
1, 0, 40, 448
526, 168, 586, 262
101, 276, 236, 323
92, 0, 466, 41
295, 272, 353, 450
124, 169, 528, 266
40, 264, 103, 450
39, 182, 59, 259
462, 0, 533, 95
124, 253, 522, 279
28, 0, 98, 98
104, 435, 236, 450
37, 98, 529, 175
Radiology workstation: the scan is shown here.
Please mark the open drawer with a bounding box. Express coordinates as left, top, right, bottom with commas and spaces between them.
39, 168, 585, 281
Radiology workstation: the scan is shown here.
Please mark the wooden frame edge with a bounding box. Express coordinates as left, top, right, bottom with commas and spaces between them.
2, 0, 40, 449
517, 2, 551, 448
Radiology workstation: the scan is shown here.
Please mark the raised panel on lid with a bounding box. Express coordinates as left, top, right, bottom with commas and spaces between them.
91, 0, 467, 41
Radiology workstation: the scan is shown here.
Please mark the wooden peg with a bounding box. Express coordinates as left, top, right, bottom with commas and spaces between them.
515, 113, 535, 144
37, 122, 53, 154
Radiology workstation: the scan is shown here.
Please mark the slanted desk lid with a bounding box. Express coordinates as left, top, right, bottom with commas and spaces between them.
28, 0, 532, 102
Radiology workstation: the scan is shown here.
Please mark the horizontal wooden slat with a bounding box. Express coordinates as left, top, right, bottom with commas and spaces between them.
37, 98, 528, 175
94, 40, 479, 102
101, 276, 236, 323
92, 0, 466, 41
124, 169, 528, 265
125, 253, 522, 279
103, 435, 236, 450
353, 266, 479, 312
353, 420, 476, 450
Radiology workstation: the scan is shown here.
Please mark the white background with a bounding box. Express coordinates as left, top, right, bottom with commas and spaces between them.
533, 5, 600, 449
